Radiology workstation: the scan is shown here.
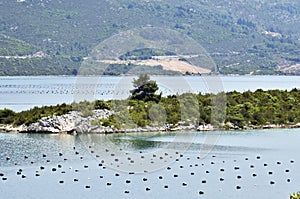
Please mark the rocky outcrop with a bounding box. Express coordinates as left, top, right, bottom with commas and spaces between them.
23, 109, 113, 134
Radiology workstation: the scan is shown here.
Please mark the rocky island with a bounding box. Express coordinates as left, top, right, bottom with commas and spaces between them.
1, 75, 299, 134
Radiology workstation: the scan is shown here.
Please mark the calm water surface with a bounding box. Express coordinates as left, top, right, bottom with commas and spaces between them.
0, 129, 299, 199
1, 75, 299, 112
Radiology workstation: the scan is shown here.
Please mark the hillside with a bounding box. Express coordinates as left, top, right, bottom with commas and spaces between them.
0, 0, 300, 75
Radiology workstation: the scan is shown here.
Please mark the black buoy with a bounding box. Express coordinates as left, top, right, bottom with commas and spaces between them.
146, 187, 151, 191
199, 191, 204, 195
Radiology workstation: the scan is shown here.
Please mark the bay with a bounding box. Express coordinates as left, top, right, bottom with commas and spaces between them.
0, 128, 299, 199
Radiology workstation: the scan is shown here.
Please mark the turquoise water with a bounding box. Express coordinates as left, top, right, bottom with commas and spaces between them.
1, 75, 300, 112
0, 128, 299, 199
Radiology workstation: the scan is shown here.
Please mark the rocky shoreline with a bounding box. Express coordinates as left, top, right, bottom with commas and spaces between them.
0, 109, 300, 135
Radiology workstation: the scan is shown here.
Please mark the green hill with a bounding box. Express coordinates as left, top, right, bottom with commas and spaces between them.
0, 0, 299, 75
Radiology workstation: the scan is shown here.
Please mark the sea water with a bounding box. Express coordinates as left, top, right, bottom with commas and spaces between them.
0, 128, 299, 199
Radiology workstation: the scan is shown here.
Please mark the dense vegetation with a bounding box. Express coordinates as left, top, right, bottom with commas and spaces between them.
103, 64, 180, 76
0, 104, 72, 126
0, 0, 300, 75
1, 89, 299, 129
0, 56, 79, 76
119, 48, 176, 61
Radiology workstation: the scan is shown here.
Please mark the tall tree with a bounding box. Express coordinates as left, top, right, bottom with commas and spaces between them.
130, 74, 161, 102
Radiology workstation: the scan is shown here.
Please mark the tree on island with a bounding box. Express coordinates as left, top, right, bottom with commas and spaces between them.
130, 74, 161, 102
